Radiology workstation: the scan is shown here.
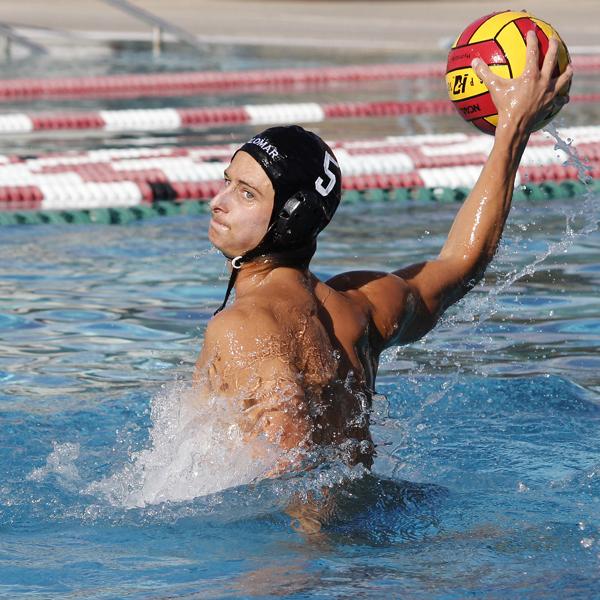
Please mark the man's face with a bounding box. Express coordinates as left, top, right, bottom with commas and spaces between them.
208, 151, 275, 258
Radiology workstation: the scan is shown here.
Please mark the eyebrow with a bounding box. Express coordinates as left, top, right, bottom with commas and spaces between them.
223, 169, 262, 196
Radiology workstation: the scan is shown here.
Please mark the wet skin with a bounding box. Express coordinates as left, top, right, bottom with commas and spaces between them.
194, 33, 573, 474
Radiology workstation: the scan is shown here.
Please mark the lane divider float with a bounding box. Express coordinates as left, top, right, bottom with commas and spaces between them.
0, 55, 598, 102
0, 126, 596, 212
1, 95, 599, 135
2, 125, 600, 168
0, 157, 596, 212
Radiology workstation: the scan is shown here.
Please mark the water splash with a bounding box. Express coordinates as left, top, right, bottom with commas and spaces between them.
79, 380, 369, 511
193, 246, 220, 260
28, 441, 81, 487
438, 124, 599, 345
486, 123, 597, 301
86, 381, 283, 507
379, 124, 600, 475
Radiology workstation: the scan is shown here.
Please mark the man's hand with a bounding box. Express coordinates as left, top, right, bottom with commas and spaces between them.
472, 30, 573, 136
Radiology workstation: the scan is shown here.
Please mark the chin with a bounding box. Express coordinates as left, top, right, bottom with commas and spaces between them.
208, 234, 236, 258
208, 227, 225, 252
208, 226, 261, 259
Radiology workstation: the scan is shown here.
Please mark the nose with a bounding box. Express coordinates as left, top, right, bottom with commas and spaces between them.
209, 184, 230, 213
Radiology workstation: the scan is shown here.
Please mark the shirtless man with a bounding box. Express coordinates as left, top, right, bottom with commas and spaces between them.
194, 33, 572, 473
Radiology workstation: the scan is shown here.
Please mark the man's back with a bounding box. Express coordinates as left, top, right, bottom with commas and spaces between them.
194, 266, 378, 468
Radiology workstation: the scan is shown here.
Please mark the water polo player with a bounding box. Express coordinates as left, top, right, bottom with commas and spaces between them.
194, 32, 573, 473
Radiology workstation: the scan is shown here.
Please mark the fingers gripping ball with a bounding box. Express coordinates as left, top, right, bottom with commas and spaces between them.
446, 10, 571, 135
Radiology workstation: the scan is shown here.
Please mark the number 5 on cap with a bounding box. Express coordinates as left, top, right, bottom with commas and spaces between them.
315, 152, 339, 197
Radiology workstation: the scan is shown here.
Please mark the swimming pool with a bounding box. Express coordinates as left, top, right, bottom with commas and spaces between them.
2, 187, 599, 597
1, 44, 600, 599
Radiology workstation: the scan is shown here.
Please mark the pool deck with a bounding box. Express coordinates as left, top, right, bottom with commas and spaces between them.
1, 0, 598, 56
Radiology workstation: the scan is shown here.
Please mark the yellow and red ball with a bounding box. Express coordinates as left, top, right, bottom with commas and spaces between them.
446, 10, 571, 135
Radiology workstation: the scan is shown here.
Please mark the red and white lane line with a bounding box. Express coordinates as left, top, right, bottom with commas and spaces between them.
2, 124, 599, 170
2, 125, 600, 168
0, 142, 560, 187
0, 63, 444, 103
1, 94, 599, 135
0, 127, 598, 211
0, 100, 450, 135
0, 56, 598, 103
0, 158, 597, 213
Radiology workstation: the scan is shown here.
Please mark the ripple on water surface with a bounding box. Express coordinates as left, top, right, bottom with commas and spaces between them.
1, 189, 599, 597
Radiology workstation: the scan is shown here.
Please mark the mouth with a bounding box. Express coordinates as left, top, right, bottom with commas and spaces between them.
210, 217, 229, 232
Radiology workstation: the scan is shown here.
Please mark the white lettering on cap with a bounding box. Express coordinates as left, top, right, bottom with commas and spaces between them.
247, 137, 280, 160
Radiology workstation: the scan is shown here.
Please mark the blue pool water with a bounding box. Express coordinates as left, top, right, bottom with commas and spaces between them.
1, 191, 599, 598
2, 41, 600, 598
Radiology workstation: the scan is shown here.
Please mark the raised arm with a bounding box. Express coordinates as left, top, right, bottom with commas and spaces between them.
331, 31, 573, 350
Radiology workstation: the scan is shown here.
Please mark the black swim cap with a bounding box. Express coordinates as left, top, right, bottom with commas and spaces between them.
236, 125, 342, 254
214, 125, 342, 314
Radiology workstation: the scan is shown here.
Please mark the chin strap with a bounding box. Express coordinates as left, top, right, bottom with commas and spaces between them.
213, 255, 243, 315
213, 216, 282, 316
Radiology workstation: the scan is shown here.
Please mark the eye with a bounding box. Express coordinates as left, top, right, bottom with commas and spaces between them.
242, 189, 255, 201
223, 178, 231, 187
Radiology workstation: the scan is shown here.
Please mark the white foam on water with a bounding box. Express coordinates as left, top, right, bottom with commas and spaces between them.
28, 441, 81, 485
87, 381, 284, 508
30, 376, 369, 516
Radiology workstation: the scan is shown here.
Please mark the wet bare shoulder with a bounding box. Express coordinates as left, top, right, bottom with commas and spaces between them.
194, 303, 285, 382
205, 304, 284, 354
325, 270, 420, 349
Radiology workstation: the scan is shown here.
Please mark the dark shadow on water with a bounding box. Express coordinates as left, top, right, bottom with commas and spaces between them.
213, 475, 450, 598
283, 473, 449, 547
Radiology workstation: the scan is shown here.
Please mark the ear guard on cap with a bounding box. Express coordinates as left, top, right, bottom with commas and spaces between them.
268, 189, 332, 249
